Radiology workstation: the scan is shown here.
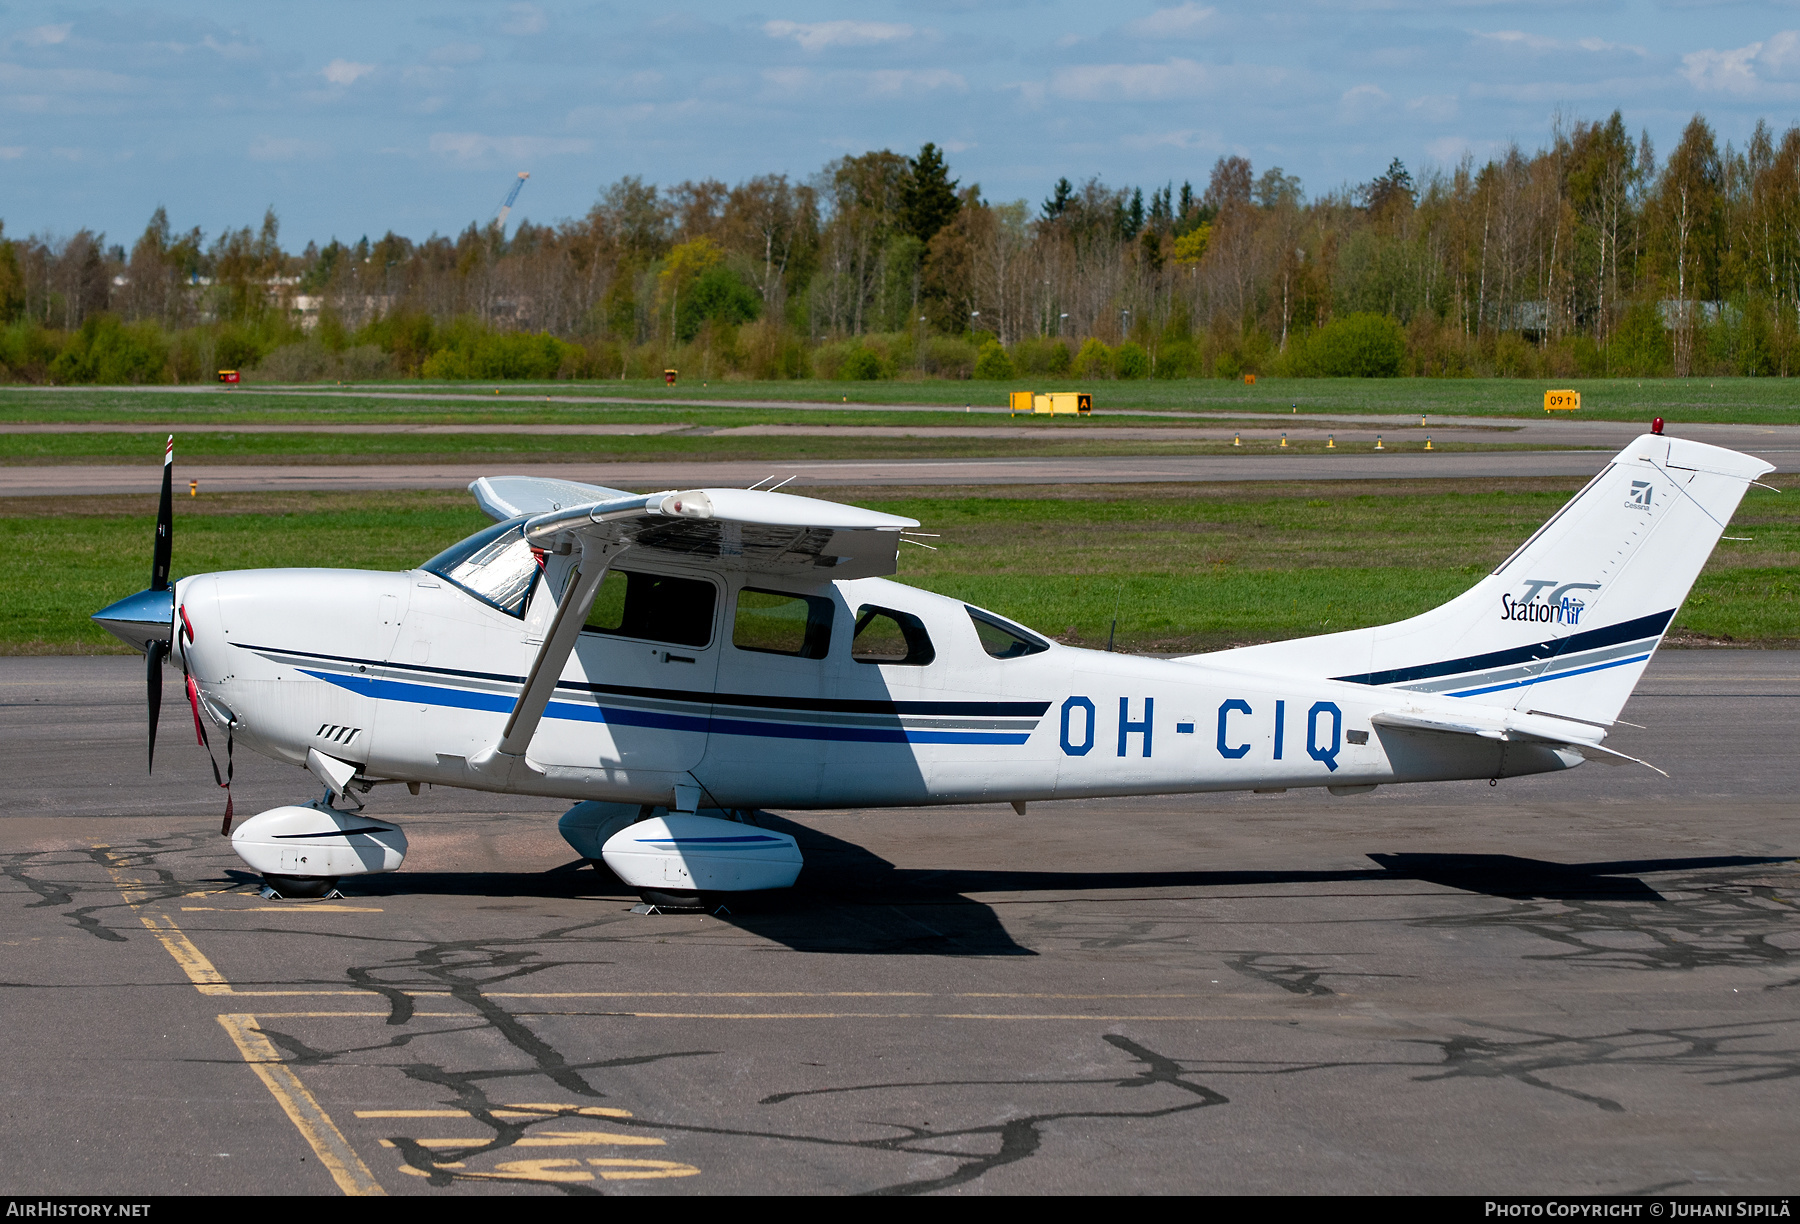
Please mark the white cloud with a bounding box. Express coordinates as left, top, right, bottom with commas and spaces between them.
1122, 128, 1223, 151
1339, 83, 1390, 120
759, 67, 813, 95
0, 145, 24, 159
1426, 135, 1499, 165
502, 3, 547, 36
763, 20, 915, 52
21, 23, 72, 46
429, 43, 484, 65
321, 58, 375, 86
428, 132, 592, 162
864, 68, 966, 97
1405, 93, 1458, 122
1126, 4, 1218, 39
249, 135, 328, 161
1049, 58, 1266, 101
1479, 30, 1646, 56
1680, 32, 1800, 94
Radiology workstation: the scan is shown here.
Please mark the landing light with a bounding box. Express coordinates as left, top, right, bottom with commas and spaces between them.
660, 491, 714, 519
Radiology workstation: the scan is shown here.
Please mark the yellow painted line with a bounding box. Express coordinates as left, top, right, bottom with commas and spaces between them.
138, 914, 231, 995
507, 1104, 634, 1118
216, 1014, 385, 1197
355, 1106, 632, 1119
390, 1132, 663, 1149
486, 991, 1213, 999
211, 991, 376, 997
395, 1158, 697, 1183
488, 991, 935, 999
519, 1010, 1259, 1021
251, 1011, 469, 1018
93, 844, 153, 907
585, 1159, 699, 1181
181, 905, 384, 913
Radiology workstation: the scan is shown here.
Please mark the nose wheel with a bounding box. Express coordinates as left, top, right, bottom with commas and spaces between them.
259, 874, 342, 900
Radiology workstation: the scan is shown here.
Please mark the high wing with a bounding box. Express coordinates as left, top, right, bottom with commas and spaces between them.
465, 476, 920, 784
471, 475, 638, 521
471, 475, 918, 582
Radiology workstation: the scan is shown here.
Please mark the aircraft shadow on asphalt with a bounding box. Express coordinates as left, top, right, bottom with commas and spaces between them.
311, 801, 1789, 959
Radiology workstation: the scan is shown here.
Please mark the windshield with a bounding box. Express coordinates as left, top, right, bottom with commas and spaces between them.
966, 605, 1050, 659
421, 518, 540, 618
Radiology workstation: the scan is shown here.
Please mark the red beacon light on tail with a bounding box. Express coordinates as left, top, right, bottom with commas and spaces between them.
1653, 417, 1664, 435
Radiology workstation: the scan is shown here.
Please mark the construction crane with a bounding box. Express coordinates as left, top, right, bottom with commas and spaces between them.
495, 171, 530, 231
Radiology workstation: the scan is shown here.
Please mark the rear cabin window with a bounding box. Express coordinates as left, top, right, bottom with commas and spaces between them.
583, 569, 716, 648
851, 605, 935, 666
733, 588, 834, 659
967, 606, 1051, 659
422, 518, 539, 618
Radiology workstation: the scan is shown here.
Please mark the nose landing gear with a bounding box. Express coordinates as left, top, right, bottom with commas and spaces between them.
230, 785, 408, 901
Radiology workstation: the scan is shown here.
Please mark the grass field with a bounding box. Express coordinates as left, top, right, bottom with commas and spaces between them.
0, 430, 1554, 465
5, 375, 1800, 424
12, 476, 1796, 656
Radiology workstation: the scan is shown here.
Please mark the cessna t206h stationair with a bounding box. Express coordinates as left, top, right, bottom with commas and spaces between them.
94, 431, 1771, 905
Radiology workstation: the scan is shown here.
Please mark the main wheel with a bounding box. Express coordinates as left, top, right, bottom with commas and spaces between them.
262, 874, 338, 899
637, 888, 704, 910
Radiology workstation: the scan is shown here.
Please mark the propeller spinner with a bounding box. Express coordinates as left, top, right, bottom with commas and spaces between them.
91, 436, 176, 772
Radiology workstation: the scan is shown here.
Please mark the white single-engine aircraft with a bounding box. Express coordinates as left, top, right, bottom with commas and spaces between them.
94, 429, 1771, 906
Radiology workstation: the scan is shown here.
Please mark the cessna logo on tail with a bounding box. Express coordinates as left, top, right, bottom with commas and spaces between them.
1500, 579, 1601, 625
1628, 480, 1654, 510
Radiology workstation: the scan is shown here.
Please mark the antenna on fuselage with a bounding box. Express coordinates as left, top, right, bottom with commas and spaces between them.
1106, 584, 1123, 652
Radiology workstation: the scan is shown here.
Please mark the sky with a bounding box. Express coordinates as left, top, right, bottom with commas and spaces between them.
4, 1, 1800, 252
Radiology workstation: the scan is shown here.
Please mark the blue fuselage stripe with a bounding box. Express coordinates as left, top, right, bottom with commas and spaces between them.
306, 670, 1031, 747
1445, 652, 1651, 698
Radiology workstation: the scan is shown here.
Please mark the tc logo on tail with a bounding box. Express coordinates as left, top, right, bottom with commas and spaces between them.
1500, 579, 1601, 626
1627, 480, 1654, 510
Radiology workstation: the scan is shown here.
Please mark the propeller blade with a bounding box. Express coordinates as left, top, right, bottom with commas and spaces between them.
146, 638, 167, 774
152, 435, 173, 592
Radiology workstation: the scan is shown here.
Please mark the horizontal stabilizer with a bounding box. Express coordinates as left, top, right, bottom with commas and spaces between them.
1370, 709, 1666, 775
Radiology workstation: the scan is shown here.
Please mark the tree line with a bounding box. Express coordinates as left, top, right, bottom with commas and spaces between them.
5, 113, 1800, 384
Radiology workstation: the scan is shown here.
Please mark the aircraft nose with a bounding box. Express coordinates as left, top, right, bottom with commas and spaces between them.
92, 587, 175, 654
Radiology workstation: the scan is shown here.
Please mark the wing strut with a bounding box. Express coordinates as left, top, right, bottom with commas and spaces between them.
495, 539, 626, 761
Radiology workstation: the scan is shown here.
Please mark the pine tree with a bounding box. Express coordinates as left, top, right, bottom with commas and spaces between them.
900, 143, 960, 245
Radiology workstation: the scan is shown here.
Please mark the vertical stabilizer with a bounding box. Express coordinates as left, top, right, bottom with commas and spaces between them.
1192, 435, 1773, 725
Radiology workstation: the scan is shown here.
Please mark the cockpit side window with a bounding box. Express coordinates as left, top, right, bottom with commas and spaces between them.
583, 569, 717, 648
966, 605, 1051, 659
421, 518, 539, 618
733, 588, 834, 659
851, 605, 935, 666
